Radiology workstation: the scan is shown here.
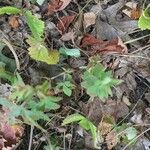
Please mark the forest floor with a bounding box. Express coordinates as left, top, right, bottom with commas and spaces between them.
0, 0, 150, 150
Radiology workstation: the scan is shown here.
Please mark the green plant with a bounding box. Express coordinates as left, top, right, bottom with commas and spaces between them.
81, 63, 120, 100
56, 80, 75, 96
0, 74, 61, 130
62, 113, 97, 146
138, 5, 150, 30
0, 7, 59, 64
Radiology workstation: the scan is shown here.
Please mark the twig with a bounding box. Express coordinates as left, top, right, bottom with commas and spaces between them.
122, 128, 150, 150
1, 38, 20, 70
28, 125, 34, 150
124, 34, 150, 44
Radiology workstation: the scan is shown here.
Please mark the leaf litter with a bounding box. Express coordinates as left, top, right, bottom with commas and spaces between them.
0, 0, 150, 149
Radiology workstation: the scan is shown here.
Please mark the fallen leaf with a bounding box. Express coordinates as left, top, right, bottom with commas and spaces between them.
58, 0, 71, 10
83, 12, 96, 28
98, 122, 113, 136
80, 34, 127, 54
122, 2, 141, 19
80, 34, 103, 47
61, 31, 75, 41
9, 16, 19, 28
0, 107, 24, 149
57, 15, 76, 34
106, 131, 118, 150
46, 0, 63, 16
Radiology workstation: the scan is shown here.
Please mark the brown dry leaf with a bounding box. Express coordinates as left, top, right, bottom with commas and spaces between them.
46, 0, 63, 16
9, 16, 19, 28
98, 122, 113, 136
57, 15, 76, 34
80, 34, 103, 47
83, 12, 96, 28
123, 2, 141, 19
58, 0, 71, 10
104, 100, 129, 120
81, 34, 127, 55
106, 131, 118, 150
61, 31, 75, 41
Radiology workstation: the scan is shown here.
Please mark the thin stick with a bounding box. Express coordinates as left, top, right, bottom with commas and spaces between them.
2, 38, 20, 70
122, 128, 150, 150
28, 125, 34, 150
124, 34, 150, 44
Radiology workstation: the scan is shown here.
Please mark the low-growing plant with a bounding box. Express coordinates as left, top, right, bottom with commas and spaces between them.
0, 73, 61, 130
81, 63, 121, 100
0, 6, 59, 64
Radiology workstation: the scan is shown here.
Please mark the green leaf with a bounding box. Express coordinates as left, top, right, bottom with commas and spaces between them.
138, 6, 150, 30
11, 84, 34, 102
0, 6, 21, 15
36, 96, 60, 111
62, 114, 85, 126
26, 37, 59, 64
81, 64, 120, 100
125, 127, 137, 140
88, 121, 97, 144
36, 0, 45, 5
0, 62, 15, 83
24, 10, 44, 39
59, 48, 81, 57
63, 85, 72, 96
79, 119, 91, 130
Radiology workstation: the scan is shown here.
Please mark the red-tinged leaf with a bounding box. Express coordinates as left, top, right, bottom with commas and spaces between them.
58, 0, 71, 11
57, 15, 76, 34
46, 0, 63, 16
80, 34, 104, 47
80, 34, 127, 54
1, 124, 16, 146
0, 139, 4, 150
1, 124, 24, 147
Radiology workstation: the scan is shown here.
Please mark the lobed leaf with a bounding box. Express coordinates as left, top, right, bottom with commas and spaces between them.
24, 11, 44, 39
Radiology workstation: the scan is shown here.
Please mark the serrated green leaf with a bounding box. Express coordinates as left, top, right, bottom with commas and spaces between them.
59, 48, 81, 57
24, 10, 44, 39
26, 37, 59, 64
0, 6, 21, 15
81, 64, 120, 100
138, 6, 150, 30
36, 96, 60, 111
62, 114, 85, 126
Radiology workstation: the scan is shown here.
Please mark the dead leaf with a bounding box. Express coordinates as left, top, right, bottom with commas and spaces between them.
123, 9, 141, 20
83, 12, 96, 28
57, 15, 76, 34
80, 34, 103, 47
104, 100, 129, 120
80, 34, 128, 55
9, 16, 19, 28
106, 131, 118, 150
61, 31, 75, 41
122, 2, 141, 19
58, 0, 71, 10
0, 108, 24, 149
46, 0, 63, 16
98, 122, 113, 136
